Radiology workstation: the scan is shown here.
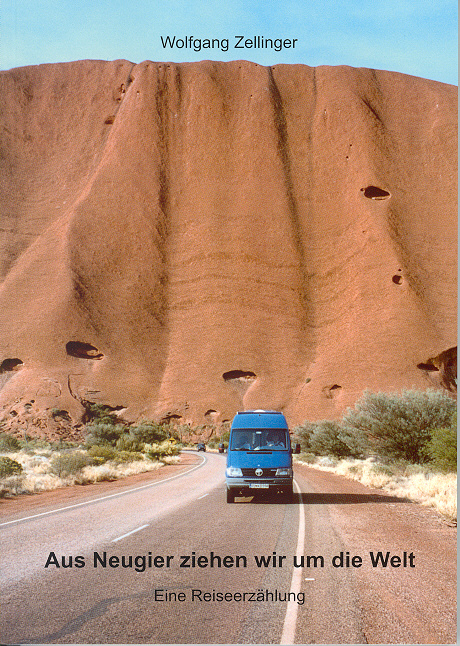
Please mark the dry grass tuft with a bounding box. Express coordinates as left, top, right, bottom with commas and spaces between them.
80, 460, 163, 483
0, 449, 176, 497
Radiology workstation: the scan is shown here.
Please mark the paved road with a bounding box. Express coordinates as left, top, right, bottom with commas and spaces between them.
0, 452, 456, 644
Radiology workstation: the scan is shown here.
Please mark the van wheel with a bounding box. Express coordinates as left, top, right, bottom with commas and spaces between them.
226, 489, 235, 503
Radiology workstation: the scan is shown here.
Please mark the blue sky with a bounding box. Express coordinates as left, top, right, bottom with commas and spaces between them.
2, 0, 457, 84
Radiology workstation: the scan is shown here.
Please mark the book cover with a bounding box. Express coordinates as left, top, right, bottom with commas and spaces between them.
0, 1, 457, 644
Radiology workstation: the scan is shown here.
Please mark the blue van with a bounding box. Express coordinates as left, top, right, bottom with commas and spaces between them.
225, 410, 299, 503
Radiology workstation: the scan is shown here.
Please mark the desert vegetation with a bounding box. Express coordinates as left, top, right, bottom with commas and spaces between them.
294, 389, 457, 521
0, 404, 184, 498
0, 401, 234, 499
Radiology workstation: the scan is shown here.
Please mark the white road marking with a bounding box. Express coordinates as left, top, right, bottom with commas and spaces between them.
0, 454, 206, 527
197, 493, 209, 500
280, 479, 305, 645
112, 524, 149, 542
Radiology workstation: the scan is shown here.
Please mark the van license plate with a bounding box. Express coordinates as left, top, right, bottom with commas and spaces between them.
250, 483, 269, 488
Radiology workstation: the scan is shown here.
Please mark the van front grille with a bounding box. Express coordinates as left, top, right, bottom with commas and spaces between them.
241, 468, 278, 477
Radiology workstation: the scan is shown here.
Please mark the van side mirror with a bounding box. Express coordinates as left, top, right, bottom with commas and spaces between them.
293, 443, 301, 454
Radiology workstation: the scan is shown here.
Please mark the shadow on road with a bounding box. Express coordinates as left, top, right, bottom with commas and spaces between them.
297, 492, 411, 504
237, 492, 411, 505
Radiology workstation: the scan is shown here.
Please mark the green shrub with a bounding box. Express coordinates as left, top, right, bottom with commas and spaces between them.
297, 420, 355, 458
90, 456, 106, 466
340, 389, 456, 464
20, 438, 53, 450
115, 433, 144, 452
86, 446, 144, 464
0, 456, 23, 477
310, 421, 354, 458
50, 452, 91, 477
427, 413, 457, 471
0, 433, 21, 452
293, 421, 315, 452
84, 422, 125, 447
84, 403, 121, 425
129, 421, 170, 445
144, 440, 181, 461
87, 445, 117, 463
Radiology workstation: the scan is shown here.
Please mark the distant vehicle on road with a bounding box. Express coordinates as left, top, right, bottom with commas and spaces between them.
218, 443, 225, 453
225, 410, 300, 503
197, 443, 206, 452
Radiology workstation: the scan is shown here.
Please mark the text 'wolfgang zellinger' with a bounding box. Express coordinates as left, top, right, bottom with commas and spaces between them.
160, 36, 298, 52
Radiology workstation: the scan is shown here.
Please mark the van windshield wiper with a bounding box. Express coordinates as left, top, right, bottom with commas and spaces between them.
245, 450, 272, 454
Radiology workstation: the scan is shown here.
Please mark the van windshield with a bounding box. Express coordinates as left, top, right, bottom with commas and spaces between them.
230, 429, 288, 451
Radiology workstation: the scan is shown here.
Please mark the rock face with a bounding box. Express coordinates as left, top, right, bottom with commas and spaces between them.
0, 59, 457, 436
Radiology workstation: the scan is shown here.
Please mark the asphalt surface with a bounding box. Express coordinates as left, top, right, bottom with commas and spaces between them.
0, 451, 456, 644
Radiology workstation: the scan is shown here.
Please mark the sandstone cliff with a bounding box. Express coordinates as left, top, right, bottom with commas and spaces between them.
0, 59, 457, 437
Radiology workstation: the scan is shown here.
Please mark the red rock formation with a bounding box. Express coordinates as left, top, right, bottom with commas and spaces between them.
0, 60, 457, 435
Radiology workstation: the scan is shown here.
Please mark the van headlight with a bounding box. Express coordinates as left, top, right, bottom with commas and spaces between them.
226, 467, 243, 477
275, 468, 292, 477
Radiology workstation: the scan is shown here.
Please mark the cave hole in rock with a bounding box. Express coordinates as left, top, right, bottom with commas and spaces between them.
205, 409, 218, 422
51, 409, 72, 422
1, 358, 23, 372
104, 115, 115, 124
417, 346, 457, 393
223, 370, 256, 382
323, 384, 342, 399
66, 341, 104, 360
392, 275, 403, 285
361, 186, 391, 200
416, 362, 439, 372
223, 370, 257, 399
0, 358, 23, 373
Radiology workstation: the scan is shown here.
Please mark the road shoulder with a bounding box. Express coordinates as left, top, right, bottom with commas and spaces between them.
294, 462, 456, 644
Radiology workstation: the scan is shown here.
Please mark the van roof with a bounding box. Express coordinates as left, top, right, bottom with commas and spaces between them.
232, 410, 288, 429
236, 410, 281, 415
